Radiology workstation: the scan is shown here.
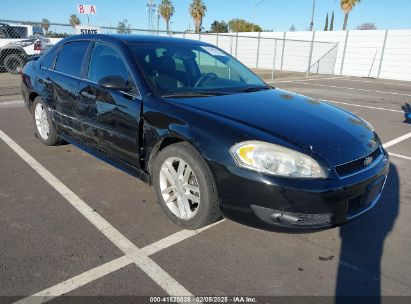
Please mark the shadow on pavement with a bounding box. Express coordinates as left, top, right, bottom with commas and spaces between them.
336, 163, 399, 304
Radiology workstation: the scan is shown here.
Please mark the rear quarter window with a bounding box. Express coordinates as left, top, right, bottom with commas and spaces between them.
55, 41, 89, 77
41, 47, 59, 69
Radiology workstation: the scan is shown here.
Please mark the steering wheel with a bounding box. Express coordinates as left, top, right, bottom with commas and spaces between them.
194, 73, 218, 87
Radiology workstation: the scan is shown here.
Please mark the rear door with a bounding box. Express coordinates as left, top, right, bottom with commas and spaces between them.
77, 41, 142, 167
37, 46, 59, 108
49, 40, 90, 136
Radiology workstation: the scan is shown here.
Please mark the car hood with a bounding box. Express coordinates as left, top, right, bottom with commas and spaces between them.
172, 89, 380, 167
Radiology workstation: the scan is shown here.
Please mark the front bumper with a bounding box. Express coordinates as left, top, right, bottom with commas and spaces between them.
208, 150, 389, 232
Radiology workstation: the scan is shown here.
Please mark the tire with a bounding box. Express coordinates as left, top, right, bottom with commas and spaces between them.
153, 142, 221, 229
32, 97, 62, 146
4, 53, 25, 74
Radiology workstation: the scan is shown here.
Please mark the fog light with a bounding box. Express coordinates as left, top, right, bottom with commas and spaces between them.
271, 212, 299, 224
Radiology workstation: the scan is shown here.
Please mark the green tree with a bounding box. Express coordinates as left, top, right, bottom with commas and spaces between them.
340, 0, 361, 30
289, 24, 296, 32
228, 19, 262, 32
356, 22, 377, 30
158, 0, 174, 33
69, 14, 80, 29
47, 31, 70, 38
210, 20, 228, 33
117, 19, 132, 34
41, 18, 50, 34
189, 0, 207, 33
324, 13, 329, 31
330, 11, 335, 31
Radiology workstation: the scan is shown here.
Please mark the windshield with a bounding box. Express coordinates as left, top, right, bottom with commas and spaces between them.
33, 27, 44, 37
128, 42, 268, 97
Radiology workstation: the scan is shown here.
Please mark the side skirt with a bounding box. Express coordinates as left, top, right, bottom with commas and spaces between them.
59, 132, 150, 184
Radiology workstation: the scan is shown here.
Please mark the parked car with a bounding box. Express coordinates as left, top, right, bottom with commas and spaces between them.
21, 34, 389, 231
0, 23, 51, 74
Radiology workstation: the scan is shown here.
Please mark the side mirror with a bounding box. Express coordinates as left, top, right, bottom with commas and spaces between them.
98, 76, 133, 92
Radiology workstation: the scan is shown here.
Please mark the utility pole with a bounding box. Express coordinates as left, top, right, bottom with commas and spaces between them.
157, 11, 160, 33
309, 0, 316, 31
252, 0, 268, 32
146, 0, 156, 32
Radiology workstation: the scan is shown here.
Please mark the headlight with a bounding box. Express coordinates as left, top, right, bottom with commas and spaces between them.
230, 141, 325, 178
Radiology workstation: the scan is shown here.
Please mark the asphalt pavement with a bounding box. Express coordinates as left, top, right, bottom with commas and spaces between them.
0, 75, 410, 304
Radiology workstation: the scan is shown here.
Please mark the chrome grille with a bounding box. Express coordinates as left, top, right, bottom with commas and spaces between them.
335, 147, 382, 177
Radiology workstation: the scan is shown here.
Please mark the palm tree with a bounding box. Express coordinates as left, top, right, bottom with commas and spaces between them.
340, 0, 361, 30
41, 18, 50, 34
69, 14, 81, 29
189, 0, 207, 33
158, 0, 175, 33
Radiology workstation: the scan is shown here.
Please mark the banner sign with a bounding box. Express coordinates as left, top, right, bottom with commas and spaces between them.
75, 25, 101, 34
77, 4, 97, 15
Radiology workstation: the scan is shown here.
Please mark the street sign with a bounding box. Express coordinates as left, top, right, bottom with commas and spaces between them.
77, 4, 97, 15
75, 25, 101, 34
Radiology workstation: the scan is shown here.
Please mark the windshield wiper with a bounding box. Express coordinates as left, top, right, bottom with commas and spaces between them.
161, 91, 231, 98
233, 86, 272, 93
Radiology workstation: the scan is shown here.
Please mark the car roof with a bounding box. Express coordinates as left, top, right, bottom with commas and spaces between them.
63, 33, 213, 46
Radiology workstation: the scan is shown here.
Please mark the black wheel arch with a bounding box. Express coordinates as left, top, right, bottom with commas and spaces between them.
145, 132, 207, 186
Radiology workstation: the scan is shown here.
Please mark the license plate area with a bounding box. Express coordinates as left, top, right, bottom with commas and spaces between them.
366, 176, 385, 204
347, 176, 385, 218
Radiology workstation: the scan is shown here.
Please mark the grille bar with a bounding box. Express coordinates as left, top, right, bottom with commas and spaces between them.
335, 147, 382, 178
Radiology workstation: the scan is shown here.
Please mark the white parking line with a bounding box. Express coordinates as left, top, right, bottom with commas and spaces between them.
268, 76, 345, 83
324, 100, 403, 113
329, 77, 411, 88
383, 132, 411, 149
14, 255, 132, 304
14, 220, 224, 304
142, 219, 224, 256
287, 82, 411, 97
0, 100, 24, 108
0, 129, 195, 302
389, 153, 411, 161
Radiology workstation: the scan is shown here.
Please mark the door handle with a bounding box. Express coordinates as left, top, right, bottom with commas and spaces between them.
39, 78, 52, 84
81, 91, 97, 100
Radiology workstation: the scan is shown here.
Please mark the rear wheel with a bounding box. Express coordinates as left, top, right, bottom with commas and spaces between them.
4, 53, 25, 74
153, 142, 221, 229
32, 97, 62, 146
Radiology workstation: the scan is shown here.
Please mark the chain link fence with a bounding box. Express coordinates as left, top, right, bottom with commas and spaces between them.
0, 19, 339, 99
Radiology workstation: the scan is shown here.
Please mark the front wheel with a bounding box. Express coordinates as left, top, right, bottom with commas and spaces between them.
32, 97, 62, 146
153, 142, 221, 229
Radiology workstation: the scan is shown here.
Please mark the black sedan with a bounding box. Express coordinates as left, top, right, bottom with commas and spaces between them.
21, 34, 389, 231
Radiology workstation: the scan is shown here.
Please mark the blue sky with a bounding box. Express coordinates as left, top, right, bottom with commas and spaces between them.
1, 0, 411, 32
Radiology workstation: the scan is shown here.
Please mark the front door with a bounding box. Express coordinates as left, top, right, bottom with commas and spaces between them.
77, 42, 142, 167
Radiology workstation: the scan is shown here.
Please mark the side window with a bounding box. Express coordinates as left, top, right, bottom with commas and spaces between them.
55, 41, 89, 77
88, 43, 131, 84
174, 58, 186, 72
41, 47, 58, 69
0, 28, 6, 38
11, 26, 27, 38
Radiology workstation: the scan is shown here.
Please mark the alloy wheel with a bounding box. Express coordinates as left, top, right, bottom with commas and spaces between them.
34, 103, 50, 140
159, 157, 201, 220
